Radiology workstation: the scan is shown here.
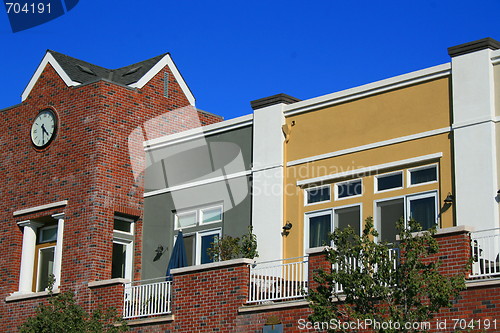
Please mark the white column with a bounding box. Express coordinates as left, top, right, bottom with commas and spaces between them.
451, 45, 499, 230
251, 99, 286, 262
16, 220, 43, 294
51, 213, 65, 290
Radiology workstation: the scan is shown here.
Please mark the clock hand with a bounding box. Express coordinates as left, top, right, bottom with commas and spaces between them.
41, 124, 49, 136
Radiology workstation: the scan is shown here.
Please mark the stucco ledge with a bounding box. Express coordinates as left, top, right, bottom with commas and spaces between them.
124, 314, 174, 326
6, 289, 60, 302
88, 278, 129, 288
171, 258, 254, 275
239, 299, 309, 313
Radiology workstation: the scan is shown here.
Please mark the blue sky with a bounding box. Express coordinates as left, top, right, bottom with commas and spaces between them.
1, 1, 499, 120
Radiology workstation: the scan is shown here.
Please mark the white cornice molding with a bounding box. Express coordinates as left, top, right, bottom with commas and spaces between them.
144, 170, 252, 197
492, 49, 500, 65
296, 153, 443, 186
13, 200, 68, 217
22, 52, 80, 101
144, 114, 253, 151
288, 127, 450, 167
284, 63, 451, 116
129, 54, 195, 106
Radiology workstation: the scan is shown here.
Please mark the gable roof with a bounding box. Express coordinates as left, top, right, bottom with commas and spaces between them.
22, 50, 195, 105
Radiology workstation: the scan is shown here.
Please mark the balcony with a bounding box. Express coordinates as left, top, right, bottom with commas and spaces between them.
123, 278, 172, 319
470, 228, 500, 279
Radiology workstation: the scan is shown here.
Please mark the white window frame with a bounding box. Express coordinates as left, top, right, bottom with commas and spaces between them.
39, 225, 58, 243
175, 228, 222, 265
406, 190, 439, 228
200, 205, 223, 225
112, 237, 133, 281
174, 210, 198, 230
374, 171, 404, 193
113, 215, 135, 235
304, 209, 333, 251
36, 245, 56, 292
304, 185, 331, 206
407, 164, 438, 188
335, 179, 363, 200
374, 190, 439, 242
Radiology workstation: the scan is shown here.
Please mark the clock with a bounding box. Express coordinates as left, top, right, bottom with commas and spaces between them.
31, 109, 57, 148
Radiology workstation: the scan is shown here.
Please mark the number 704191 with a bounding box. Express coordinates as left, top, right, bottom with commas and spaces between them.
5, 2, 51, 14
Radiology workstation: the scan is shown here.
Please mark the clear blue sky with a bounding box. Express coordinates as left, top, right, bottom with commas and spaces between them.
1, 0, 499, 120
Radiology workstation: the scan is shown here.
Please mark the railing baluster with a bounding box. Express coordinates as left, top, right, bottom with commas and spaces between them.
122, 279, 173, 319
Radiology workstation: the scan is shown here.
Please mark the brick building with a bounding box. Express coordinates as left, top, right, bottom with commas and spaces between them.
1, 38, 500, 332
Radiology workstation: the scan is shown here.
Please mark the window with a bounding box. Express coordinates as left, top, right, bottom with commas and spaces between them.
376, 191, 438, 244
178, 229, 221, 266
16, 214, 64, 294
305, 205, 361, 250
305, 185, 331, 205
376, 172, 403, 192
174, 204, 223, 230
112, 215, 135, 280
336, 179, 362, 199
408, 165, 438, 186
164, 72, 169, 97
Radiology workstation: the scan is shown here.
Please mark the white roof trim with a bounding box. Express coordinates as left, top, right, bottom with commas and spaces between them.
144, 114, 253, 151
22, 52, 80, 101
297, 153, 443, 186
284, 63, 451, 116
491, 49, 500, 65
128, 54, 195, 106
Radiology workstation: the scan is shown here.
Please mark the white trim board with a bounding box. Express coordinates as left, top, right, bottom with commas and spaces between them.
129, 54, 195, 106
13, 200, 68, 217
288, 127, 450, 167
144, 114, 253, 151
144, 170, 252, 197
296, 153, 443, 186
22, 52, 80, 101
284, 63, 451, 116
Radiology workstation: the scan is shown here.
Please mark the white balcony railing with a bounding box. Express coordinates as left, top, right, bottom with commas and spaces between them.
470, 229, 500, 279
123, 278, 172, 319
248, 257, 308, 303
333, 248, 399, 293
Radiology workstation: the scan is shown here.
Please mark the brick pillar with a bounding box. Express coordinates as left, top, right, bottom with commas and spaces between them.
170, 258, 252, 332
306, 247, 331, 293
432, 226, 472, 278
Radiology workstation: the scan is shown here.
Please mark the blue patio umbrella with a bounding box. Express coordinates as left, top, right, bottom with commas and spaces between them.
166, 230, 188, 280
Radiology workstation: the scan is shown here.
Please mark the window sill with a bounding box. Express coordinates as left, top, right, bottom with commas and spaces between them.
88, 278, 130, 288
6, 289, 60, 302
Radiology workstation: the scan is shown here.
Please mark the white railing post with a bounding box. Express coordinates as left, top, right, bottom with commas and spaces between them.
470, 229, 500, 279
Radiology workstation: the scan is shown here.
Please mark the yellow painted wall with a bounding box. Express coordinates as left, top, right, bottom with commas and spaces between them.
283, 77, 454, 259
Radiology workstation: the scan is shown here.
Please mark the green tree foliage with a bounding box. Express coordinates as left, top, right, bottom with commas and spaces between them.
208, 226, 259, 261
308, 217, 466, 333
19, 275, 128, 333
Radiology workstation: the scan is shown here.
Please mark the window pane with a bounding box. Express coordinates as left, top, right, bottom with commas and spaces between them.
410, 166, 437, 185
409, 196, 436, 230
183, 235, 195, 266
38, 247, 55, 291
114, 219, 132, 233
337, 180, 362, 198
112, 243, 126, 279
307, 187, 330, 204
176, 212, 197, 229
377, 199, 404, 244
335, 206, 360, 236
201, 207, 222, 224
40, 227, 57, 243
309, 214, 331, 248
200, 233, 219, 264
377, 173, 403, 191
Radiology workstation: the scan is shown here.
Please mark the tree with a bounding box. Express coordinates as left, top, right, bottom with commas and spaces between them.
208, 226, 259, 261
19, 275, 128, 333
308, 217, 466, 333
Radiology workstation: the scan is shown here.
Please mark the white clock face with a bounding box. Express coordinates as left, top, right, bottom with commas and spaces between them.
31, 110, 57, 148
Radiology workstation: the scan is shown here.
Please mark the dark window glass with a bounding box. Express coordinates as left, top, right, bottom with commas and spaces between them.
409, 196, 436, 230
335, 206, 361, 236
114, 219, 132, 233
309, 214, 331, 248
337, 180, 362, 198
378, 199, 404, 244
377, 173, 403, 191
183, 235, 195, 266
38, 247, 55, 291
307, 186, 330, 204
410, 167, 437, 185
111, 243, 126, 278
201, 233, 218, 264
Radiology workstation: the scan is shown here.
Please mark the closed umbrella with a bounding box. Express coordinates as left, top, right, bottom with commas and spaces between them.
166, 230, 188, 280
